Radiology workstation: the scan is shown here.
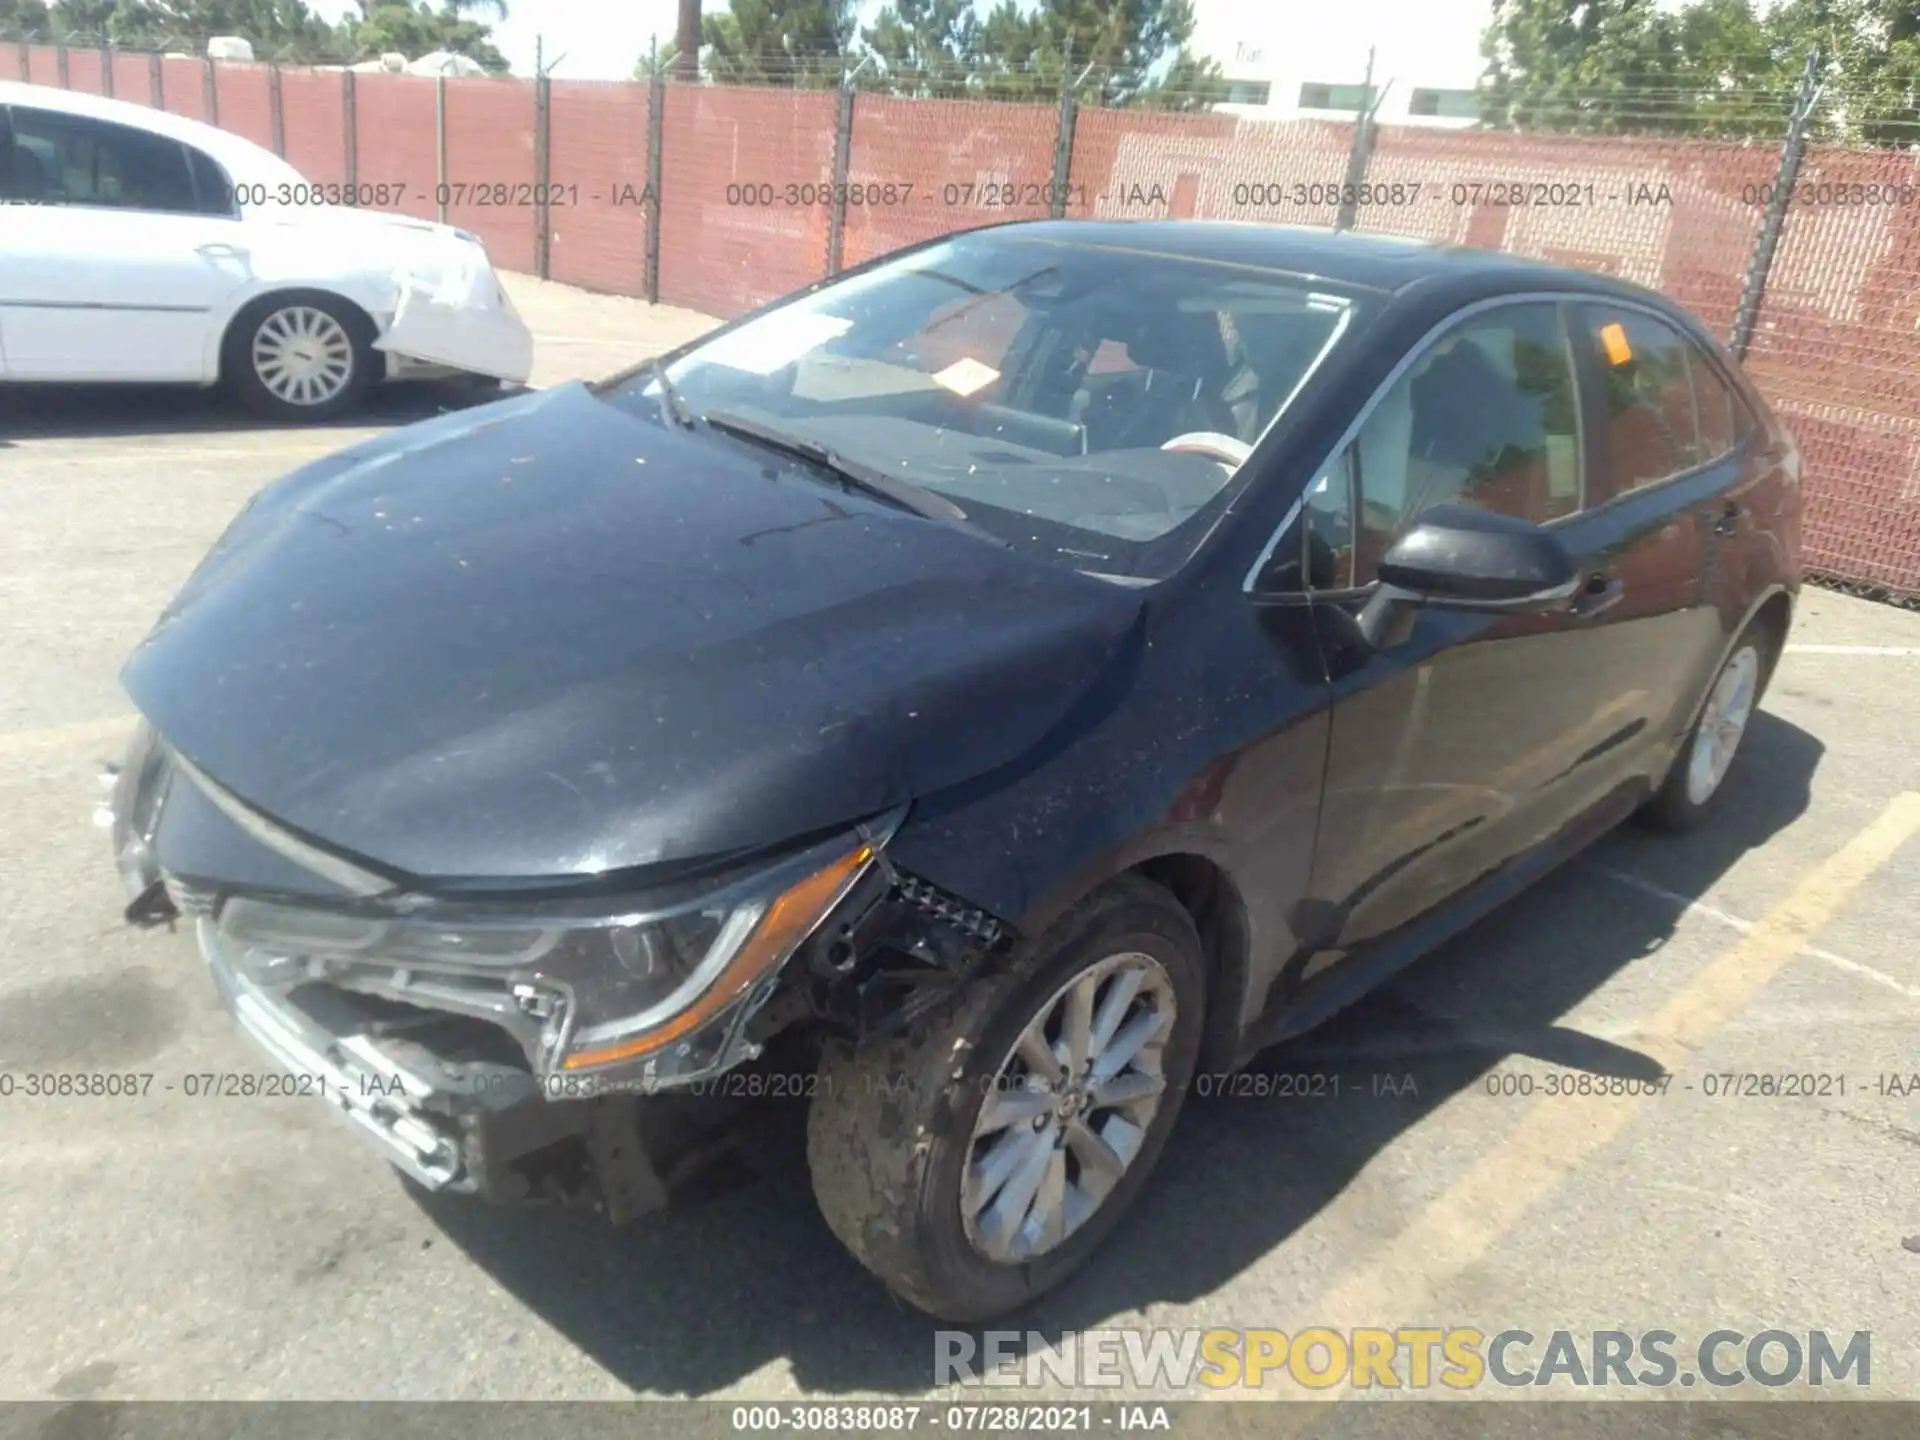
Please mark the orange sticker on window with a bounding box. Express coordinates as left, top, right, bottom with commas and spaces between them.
1599, 321, 1633, 367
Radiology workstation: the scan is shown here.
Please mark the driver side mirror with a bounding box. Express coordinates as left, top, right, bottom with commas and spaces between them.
1357, 505, 1580, 649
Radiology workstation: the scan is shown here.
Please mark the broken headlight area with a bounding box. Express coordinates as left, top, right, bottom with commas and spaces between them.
206, 827, 888, 1096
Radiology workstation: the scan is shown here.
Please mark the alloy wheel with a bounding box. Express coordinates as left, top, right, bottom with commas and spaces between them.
1686, 643, 1761, 807
960, 950, 1176, 1264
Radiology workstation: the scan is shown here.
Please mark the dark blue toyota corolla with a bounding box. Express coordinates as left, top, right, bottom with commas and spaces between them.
103, 220, 1802, 1320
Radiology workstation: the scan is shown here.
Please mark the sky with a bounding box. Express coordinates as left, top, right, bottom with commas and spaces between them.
307, 0, 1497, 83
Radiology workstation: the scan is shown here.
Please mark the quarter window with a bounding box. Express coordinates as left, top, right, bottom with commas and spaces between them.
1326, 301, 1582, 587
186, 145, 238, 217
1688, 344, 1749, 461
6, 108, 204, 215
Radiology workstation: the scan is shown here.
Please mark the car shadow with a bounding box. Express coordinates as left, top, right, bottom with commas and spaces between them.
408, 709, 1821, 1397
0, 380, 526, 440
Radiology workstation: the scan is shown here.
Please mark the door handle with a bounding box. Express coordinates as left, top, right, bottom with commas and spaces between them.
1569, 573, 1625, 619
1712, 501, 1742, 537
195, 242, 248, 259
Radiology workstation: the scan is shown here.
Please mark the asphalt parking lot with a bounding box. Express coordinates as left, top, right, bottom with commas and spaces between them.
2, 274, 1918, 1409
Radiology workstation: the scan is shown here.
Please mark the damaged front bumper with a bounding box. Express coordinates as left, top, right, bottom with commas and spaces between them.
196, 917, 707, 1219
201, 916, 484, 1188
100, 726, 911, 1218
374, 235, 533, 385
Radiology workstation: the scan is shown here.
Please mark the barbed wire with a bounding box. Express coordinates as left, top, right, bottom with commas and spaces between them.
10, 27, 1920, 145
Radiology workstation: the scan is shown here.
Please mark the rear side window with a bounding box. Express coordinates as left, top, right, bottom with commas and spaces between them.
1582, 305, 1734, 494
7, 107, 205, 215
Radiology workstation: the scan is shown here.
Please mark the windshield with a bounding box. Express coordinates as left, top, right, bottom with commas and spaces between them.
598, 234, 1356, 581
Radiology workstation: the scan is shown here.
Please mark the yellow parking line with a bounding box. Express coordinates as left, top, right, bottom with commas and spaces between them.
1256, 791, 1920, 1417
0, 715, 135, 760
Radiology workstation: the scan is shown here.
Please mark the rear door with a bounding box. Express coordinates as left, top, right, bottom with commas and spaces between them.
0, 105, 240, 382
1295, 297, 1630, 973
1567, 301, 1748, 772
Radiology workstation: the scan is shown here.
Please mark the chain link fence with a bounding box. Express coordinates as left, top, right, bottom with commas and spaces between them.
7, 38, 1920, 602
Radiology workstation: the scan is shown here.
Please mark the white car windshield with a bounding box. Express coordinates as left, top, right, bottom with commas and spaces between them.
598, 233, 1357, 581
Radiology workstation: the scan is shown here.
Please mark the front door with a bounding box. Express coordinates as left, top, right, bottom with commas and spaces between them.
1295, 298, 1628, 974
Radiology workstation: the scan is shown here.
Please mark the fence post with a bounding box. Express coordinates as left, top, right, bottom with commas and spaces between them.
269, 64, 285, 155
827, 78, 856, 276
55, 45, 67, 87
434, 74, 448, 223
1730, 51, 1822, 363
1334, 51, 1382, 233
342, 69, 357, 192
645, 68, 665, 303
149, 52, 162, 107
533, 70, 552, 279
100, 45, 113, 97
14, 41, 26, 81
203, 56, 218, 125
1334, 98, 1386, 232
1049, 77, 1078, 219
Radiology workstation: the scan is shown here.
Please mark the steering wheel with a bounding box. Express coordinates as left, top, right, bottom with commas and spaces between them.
1161, 432, 1253, 468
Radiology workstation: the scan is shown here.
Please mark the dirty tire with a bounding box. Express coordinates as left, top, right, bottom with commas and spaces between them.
807, 875, 1206, 1322
224, 290, 377, 422
1640, 618, 1778, 833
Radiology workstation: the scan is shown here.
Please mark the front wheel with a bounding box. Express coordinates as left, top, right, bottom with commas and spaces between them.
224, 291, 376, 422
807, 877, 1206, 1321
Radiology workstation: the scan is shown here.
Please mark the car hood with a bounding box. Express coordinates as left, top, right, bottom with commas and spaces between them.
122, 384, 1145, 884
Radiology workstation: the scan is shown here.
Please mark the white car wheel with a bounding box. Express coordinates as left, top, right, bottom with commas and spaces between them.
225, 292, 375, 422
252, 305, 356, 409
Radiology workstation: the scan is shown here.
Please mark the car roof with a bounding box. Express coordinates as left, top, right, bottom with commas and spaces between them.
0, 79, 302, 186
973, 218, 1677, 311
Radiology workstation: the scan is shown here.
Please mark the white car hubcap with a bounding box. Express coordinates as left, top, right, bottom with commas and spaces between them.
961, 951, 1175, 1264
1686, 643, 1760, 807
253, 307, 354, 407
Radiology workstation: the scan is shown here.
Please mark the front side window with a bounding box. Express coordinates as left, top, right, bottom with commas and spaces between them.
1325, 301, 1581, 587
601, 235, 1358, 581
6, 108, 202, 214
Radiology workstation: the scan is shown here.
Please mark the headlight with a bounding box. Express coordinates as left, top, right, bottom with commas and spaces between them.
214, 827, 888, 1089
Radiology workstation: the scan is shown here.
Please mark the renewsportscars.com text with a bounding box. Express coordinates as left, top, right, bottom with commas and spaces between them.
935, 1327, 1871, 1390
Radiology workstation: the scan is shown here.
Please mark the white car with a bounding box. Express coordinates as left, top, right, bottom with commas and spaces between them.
0, 81, 533, 419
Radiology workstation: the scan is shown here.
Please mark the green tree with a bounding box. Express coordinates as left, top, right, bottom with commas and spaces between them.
44, 0, 350, 58
861, 0, 977, 96
341, 0, 507, 70
699, 0, 856, 87
1482, 0, 1920, 143
1481, 0, 1679, 131
633, 38, 679, 79
0, 0, 52, 39
1137, 47, 1227, 111
862, 0, 1204, 106
1768, 0, 1920, 145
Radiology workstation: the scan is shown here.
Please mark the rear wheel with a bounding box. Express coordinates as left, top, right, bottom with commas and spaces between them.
1641, 622, 1774, 831
225, 291, 376, 422
806, 877, 1206, 1321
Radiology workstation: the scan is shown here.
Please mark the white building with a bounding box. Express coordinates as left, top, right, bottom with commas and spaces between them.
1190, 0, 1491, 126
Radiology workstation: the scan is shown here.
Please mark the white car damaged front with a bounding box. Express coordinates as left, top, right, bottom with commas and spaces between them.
233, 203, 535, 386
0, 80, 533, 418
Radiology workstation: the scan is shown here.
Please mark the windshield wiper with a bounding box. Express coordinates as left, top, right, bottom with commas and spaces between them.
639, 356, 697, 430
702, 409, 997, 538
